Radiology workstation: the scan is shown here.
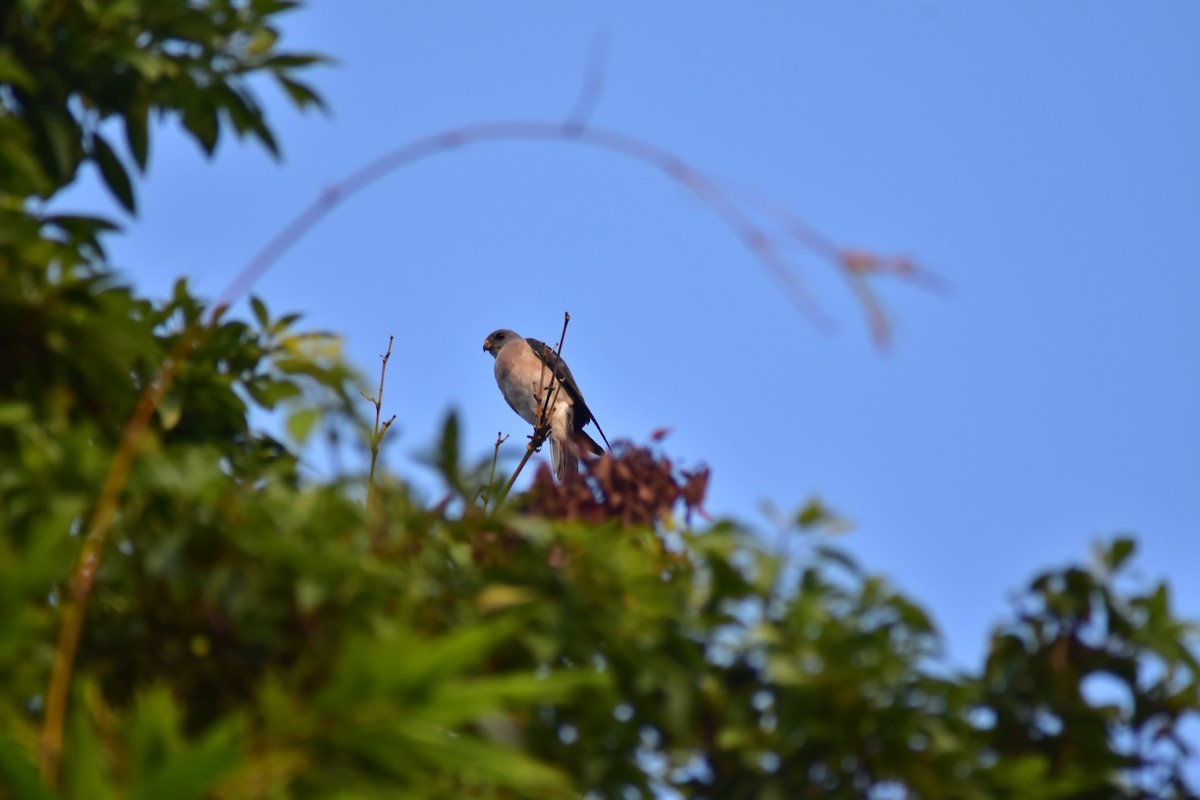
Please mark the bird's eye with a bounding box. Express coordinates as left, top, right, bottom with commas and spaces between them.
494, 331, 505, 340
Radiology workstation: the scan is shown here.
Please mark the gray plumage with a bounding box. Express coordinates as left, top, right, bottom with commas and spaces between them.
483, 328, 609, 478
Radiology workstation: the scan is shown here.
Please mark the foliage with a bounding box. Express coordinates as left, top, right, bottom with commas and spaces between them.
2, 3, 1199, 799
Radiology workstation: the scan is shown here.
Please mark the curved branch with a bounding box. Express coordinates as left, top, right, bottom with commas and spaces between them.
218, 120, 834, 327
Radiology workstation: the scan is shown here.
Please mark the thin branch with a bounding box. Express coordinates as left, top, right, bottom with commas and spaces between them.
536, 311, 572, 431
481, 431, 509, 512
214, 121, 839, 329
492, 438, 538, 513
39, 317, 217, 784
727, 181, 946, 347
366, 335, 396, 506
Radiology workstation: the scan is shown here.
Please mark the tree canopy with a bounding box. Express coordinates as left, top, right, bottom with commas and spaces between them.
2, 3, 1198, 798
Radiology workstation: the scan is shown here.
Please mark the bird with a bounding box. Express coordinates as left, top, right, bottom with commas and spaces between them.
483, 328, 610, 479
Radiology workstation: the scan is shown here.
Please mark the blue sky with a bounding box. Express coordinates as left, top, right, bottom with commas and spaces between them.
61, 2, 1199, 677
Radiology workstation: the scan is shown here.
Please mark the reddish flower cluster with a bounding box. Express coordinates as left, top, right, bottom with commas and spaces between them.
524, 442, 710, 527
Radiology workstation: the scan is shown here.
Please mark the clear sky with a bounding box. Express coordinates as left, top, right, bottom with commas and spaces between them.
59, 2, 1199, 677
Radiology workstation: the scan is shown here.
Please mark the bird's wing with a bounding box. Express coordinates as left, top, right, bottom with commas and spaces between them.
525, 337, 610, 451
576, 429, 605, 457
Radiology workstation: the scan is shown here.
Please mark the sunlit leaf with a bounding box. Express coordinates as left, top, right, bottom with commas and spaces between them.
286, 406, 321, 444
157, 387, 183, 431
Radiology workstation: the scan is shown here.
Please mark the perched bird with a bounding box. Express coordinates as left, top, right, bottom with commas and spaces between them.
483, 329, 610, 478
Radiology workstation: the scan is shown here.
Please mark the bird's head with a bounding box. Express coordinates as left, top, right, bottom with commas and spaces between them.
483, 328, 520, 357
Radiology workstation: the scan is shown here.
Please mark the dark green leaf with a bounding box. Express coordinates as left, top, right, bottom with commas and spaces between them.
0, 49, 36, 89
0, 739, 52, 800
265, 52, 327, 69
276, 75, 327, 112
92, 133, 137, 213
1105, 537, 1136, 572
181, 99, 220, 156
247, 113, 280, 157
249, 296, 270, 328
27, 104, 78, 186
796, 498, 831, 528
131, 720, 244, 800
124, 98, 150, 171
212, 84, 259, 137
433, 411, 462, 491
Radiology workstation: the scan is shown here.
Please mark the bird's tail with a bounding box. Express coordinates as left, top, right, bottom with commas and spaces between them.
550, 436, 579, 480
550, 432, 605, 479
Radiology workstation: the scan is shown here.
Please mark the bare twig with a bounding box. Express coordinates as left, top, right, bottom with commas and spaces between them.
214, 122, 841, 329
365, 336, 397, 506
726, 182, 946, 347
536, 311, 572, 431
480, 431, 510, 511
492, 439, 538, 513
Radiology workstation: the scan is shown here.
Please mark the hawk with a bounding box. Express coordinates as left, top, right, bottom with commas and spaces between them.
483, 329, 610, 478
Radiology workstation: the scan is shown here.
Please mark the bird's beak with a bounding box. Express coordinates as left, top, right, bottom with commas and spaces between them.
482, 339, 491, 352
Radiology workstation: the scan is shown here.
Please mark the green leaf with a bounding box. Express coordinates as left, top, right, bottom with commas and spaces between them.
286, 406, 321, 444
249, 296, 270, 328
427, 670, 601, 726
124, 98, 150, 171
211, 84, 258, 137
796, 498, 831, 528
64, 687, 118, 800
432, 412, 462, 492
157, 387, 183, 431
126, 690, 245, 800
276, 75, 327, 112
120, 49, 175, 80
246, 376, 302, 409
245, 27, 279, 57
28, 102, 78, 185
181, 99, 220, 156
392, 723, 572, 795
1104, 536, 1136, 572
252, 0, 303, 14
0, 402, 33, 426
265, 52, 327, 69
247, 113, 280, 157
271, 312, 303, 334
92, 133, 136, 213
0, 48, 37, 89
0, 739, 52, 800
133, 721, 244, 800
44, 214, 120, 239
0, 136, 54, 196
